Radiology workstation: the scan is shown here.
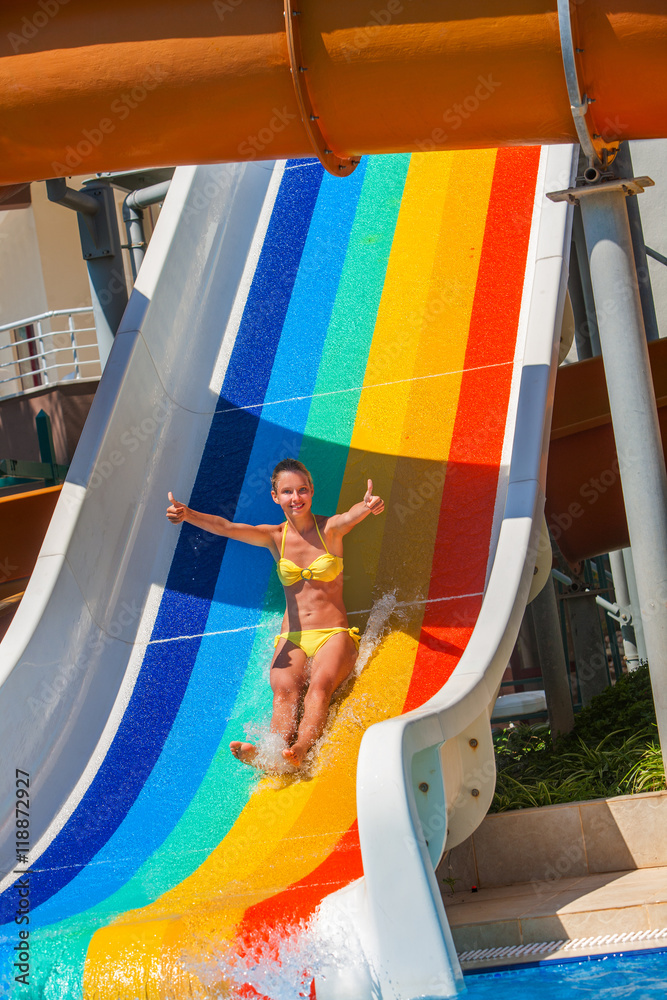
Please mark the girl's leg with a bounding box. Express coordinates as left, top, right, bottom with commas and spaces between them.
230, 638, 307, 765
269, 640, 308, 742
283, 632, 357, 766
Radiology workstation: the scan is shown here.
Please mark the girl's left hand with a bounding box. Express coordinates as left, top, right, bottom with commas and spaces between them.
364, 479, 385, 515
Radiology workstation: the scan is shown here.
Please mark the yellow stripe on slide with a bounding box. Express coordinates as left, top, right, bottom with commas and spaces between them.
344, 149, 497, 612
342, 152, 457, 613
400, 148, 498, 462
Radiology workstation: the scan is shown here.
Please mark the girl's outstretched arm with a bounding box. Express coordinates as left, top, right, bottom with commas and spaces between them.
327, 479, 385, 536
166, 492, 275, 548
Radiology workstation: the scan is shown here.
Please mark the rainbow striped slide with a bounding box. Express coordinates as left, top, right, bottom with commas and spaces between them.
0, 146, 572, 998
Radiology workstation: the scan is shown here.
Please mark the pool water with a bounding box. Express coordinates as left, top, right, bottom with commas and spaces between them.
464, 948, 667, 999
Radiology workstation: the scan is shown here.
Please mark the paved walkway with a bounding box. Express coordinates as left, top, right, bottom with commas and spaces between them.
444, 866, 667, 968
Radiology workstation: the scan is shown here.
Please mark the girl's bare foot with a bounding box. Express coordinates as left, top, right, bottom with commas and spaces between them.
282, 745, 306, 767
230, 741, 259, 765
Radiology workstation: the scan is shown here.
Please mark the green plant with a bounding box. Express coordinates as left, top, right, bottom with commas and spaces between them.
489, 666, 665, 812
440, 876, 460, 895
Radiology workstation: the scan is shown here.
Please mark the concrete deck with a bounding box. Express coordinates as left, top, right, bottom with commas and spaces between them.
443, 866, 667, 969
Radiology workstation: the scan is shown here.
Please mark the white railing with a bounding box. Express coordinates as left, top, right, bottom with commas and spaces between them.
0, 307, 100, 400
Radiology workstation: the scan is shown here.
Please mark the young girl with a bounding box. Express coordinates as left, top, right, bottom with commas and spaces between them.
166, 459, 384, 768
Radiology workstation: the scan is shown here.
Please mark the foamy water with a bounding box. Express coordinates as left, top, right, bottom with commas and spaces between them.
202, 904, 375, 1000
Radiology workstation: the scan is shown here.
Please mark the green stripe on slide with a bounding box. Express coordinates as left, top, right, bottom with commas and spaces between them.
300, 154, 411, 511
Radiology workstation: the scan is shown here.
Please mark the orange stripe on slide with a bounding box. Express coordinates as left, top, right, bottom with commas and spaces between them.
236, 822, 362, 943
403, 147, 542, 712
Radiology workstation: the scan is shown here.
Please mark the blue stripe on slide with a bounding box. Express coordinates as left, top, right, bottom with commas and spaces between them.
193, 159, 370, 737
0, 161, 324, 927
152, 159, 325, 641
33, 161, 368, 927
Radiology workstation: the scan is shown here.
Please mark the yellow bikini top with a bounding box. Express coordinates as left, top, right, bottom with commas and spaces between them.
276, 518, 343, 586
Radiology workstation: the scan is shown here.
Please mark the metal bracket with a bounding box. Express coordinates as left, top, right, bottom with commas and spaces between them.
556, 0, 617, 169
283, 0, 359, 177
77, 183, 123, 259
46, 178, 121, 259
547, 174, 655, 206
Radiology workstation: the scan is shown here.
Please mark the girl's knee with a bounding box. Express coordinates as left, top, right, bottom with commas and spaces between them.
271, 677, 303, 702
305, 679, 335, 704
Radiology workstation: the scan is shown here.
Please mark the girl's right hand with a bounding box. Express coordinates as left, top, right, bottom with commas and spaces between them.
166, 491, 187, 524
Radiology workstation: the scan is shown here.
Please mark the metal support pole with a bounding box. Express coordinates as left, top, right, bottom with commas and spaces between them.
568, 592, 610, 705
568, 238, 594, 361
549, 171, 667, 761
46, 178, 128, 367
611, 145, 659, 343
608, 549, 639, 670
571, 206, 601, 357
529, 580, 575, 735
623, 547, 648, 665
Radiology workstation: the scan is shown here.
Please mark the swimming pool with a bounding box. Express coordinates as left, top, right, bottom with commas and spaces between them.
464, 947, 667, 999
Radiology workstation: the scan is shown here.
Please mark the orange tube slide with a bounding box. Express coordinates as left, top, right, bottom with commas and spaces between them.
547, 338, 667, 566
0, 0, 666, 184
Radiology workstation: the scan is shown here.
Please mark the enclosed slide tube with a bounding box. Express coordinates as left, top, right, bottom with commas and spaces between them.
0, 0, 664, 184
314, 144, 575, 1000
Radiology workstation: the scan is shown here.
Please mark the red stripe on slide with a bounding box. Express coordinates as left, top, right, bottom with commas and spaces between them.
234, 822, 363, 952
403, 147, 541, 712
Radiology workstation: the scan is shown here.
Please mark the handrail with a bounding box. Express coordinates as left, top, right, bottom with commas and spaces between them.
0, 306, 93, 334
0, 307, 99, 400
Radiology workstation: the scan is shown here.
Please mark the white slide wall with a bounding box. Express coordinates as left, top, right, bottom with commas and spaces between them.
0, 161, 277, 883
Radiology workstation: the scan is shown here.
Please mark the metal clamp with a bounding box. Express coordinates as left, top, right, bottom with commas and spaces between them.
547, 175, 654, 205
556, 0, 617, 168
283, 0, 359, 177
596, 595, 631, 625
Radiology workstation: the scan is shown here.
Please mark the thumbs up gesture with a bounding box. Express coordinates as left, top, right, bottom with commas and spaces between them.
363, 479, 384, 515
166, 491, 187, 524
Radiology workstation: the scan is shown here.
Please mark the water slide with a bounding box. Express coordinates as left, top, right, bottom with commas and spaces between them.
0, 144, 573, 999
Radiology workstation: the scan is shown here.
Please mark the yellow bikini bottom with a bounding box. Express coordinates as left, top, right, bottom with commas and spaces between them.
273, 626, 360, 659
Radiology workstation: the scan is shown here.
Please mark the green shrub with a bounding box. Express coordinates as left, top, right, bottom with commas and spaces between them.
490, 666, 665, 812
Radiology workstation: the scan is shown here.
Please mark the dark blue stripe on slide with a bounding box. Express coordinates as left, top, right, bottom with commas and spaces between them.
0, 160, 324, 925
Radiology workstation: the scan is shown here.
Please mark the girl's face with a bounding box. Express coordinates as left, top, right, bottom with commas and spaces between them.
272, 472, 313, 517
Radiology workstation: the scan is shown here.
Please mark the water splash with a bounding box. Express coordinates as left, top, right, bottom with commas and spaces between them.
353, 589, 406, 676
241, 725, 295, 775
200, 904, 375, 1000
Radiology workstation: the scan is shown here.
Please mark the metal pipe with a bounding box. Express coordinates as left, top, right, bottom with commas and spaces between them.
122, 201, 146, 281
46, 177, 98, 216
609, 548, 640, 669
552, 568, 573, 587
646, 246, 667, 267
574, 177, 667, 755
125, 180, 171, 211
122, 181, 171, 280
623, 547, 649, 665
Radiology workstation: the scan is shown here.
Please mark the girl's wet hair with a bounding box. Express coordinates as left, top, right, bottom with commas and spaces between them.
271, 458, 313, 492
